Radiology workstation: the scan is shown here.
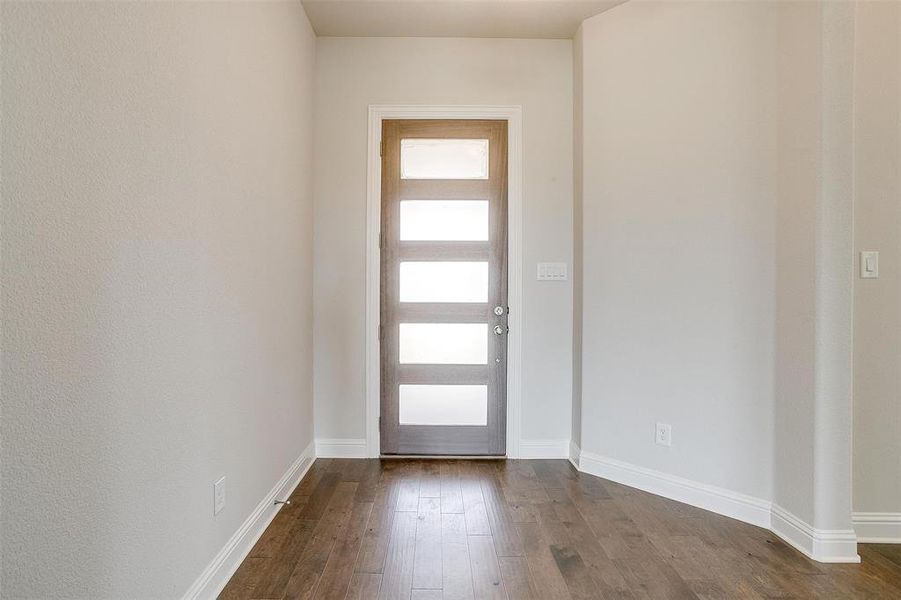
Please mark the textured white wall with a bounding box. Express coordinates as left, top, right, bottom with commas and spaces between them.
852, 0, 901, 518
1, 2, 316, 597
577, 1, 859, 544
571, 25, 584, 450
312, 37, 574, 445
772, 0, 821, 524
810, 0, 855, 535
773, 1, 857, 539
577, 1, 778, 501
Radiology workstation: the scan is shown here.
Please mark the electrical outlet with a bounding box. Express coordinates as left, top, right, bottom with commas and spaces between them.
214, 477, 226, 515
655, 422, 672, 447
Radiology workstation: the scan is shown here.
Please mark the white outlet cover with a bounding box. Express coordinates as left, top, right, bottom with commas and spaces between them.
214, 477, 226, 515
655, 422, 672, 447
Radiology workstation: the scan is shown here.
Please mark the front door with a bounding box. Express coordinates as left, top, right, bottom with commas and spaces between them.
380, 119, 508, 455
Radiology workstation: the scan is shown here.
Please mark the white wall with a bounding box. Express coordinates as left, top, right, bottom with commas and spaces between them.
571, 25, 584, 452
772, 0, 821, 527
577, 1, 861, 558
1, 2, 316, 597
313, 37, 574, 449
577, 1, 778, 501
852, 0, 901, 525
773, 0, 857, 548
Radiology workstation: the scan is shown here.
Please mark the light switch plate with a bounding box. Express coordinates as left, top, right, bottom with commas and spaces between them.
537, 262, 567, 281
860, 251, 879, 279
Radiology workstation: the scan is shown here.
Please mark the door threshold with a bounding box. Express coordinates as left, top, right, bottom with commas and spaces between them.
380, 455, 506, 460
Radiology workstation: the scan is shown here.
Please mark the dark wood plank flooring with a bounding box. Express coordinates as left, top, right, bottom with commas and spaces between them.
220, 459, 901, 599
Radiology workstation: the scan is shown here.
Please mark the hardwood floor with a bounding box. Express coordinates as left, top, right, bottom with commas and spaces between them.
220, 459, 901, 599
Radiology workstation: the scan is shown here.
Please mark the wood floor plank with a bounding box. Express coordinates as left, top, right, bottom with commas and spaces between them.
461, 464, 491, 536
248, 499, 306, 559
311, 500, 374, 600
292, 460, 331, 498
330, 458, 368, 483
245, 518, 318, 599
241, 471, 340, 598
378, 511, 418, 600
478, 464, 524, 557
281, 481, 359, 600
356, 470, 403, 574
442, 512, 475, 600
412, 497, 443, 590
419, 460, 442, 498
556, 506, 633, 597
498, 557, 539, 600
468, 535, 507, 600
396, 464, 423, 512
410, 591, 443, 600
550, 545, 603, 600
219, 557, 265, 600
529, 495, 609, 600
440, 460, 465, 514
355, 459, 384, 503
530, 461, 569, 491
515, 521, 572, 600
614, 556, 699, 600
297, 471, 343, 521
442, 513, 468, 546
346, 573, 383, 600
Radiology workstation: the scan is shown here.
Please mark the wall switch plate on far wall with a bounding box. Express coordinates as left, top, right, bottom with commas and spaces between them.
537, 262, 567, 281
860, 250, 879, 279
655, 422, 672, 447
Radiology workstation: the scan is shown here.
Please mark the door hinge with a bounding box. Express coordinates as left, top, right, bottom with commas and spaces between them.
379, 324, 383, 341
379, 230, 383, 249
380, 140, 385, 157
379, 416, 382, 431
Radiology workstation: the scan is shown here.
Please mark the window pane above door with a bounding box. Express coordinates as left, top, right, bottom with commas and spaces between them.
399, 384, 488, 426
399, 323, 488, 364
400, 200, 489, 241
400, 261, 488, 303
401, 139, 489, 179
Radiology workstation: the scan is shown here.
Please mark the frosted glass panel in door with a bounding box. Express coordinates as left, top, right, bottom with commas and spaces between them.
399, 385, 488, 426
400, 262, 488, 303
401, 139, 489, 179
400, 200, 489, 241
399, 323, 488, 364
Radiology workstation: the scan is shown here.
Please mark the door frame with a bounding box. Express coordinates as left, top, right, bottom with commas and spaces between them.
365, 105, 523, 458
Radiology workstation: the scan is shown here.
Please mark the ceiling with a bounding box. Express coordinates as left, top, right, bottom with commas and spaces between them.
301, 0, 628, 39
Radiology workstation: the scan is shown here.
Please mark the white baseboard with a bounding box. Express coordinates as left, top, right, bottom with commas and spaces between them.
181, 441, 315, 600
575, 450, 860, 563
853, 512, 901, 543
568, 440, 581, 470
315, 438, 368, 458
578, 451, 773, 529
771, 505, 860, 562
518, 438, 570, 459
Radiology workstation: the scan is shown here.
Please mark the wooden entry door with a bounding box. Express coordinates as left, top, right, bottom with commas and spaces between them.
380, 119, 508, 455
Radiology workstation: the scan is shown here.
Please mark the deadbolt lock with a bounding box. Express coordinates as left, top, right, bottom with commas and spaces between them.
494, 306, 504, 316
